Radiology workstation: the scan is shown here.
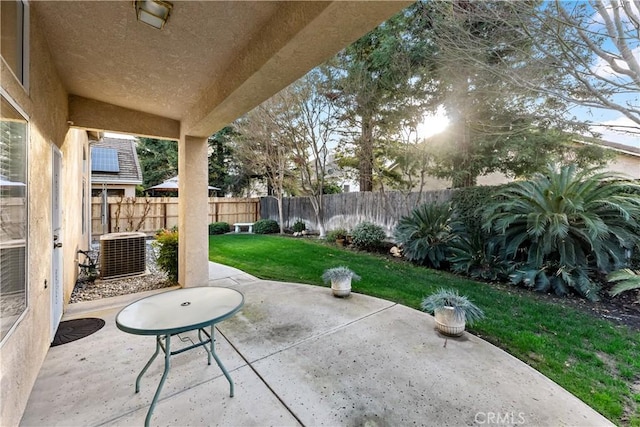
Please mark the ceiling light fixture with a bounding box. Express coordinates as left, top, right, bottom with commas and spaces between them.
134, 0, 173, 30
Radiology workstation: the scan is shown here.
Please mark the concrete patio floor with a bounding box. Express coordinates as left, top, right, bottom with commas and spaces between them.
20, 262, 612, 427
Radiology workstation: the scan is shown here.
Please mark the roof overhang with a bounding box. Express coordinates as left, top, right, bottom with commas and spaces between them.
32, 1, 411, 139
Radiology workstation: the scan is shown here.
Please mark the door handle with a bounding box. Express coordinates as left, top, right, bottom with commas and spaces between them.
54, 242, 62, 249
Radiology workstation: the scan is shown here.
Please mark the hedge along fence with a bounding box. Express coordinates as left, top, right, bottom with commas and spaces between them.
91, 197, 259, 236
260, 190, 453, 235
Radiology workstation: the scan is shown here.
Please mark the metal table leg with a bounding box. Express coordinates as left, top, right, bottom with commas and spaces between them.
135, 336, 161, 393
134, 327, 234, 426
208, 324, 234, 397
136, 334, 172, 427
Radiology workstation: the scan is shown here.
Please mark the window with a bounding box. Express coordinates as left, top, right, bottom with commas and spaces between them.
0, 93, 28, 342
0, 0, 29, 87
91, 188, 124, 198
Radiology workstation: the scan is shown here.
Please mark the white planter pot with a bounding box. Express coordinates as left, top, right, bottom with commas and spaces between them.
434, 306, 465, 336
331, 277, 352, 297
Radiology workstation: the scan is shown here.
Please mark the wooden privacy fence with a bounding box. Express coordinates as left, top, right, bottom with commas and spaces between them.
91, 197, 259, 236
260, 190, 454, 235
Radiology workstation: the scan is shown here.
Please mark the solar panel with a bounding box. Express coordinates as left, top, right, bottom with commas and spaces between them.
91, 148, 120, 173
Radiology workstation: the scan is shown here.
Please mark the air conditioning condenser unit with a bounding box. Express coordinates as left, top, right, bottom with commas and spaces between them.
100, 232, 146, 280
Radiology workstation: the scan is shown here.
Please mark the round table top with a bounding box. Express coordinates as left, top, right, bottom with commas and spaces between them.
116, 286, 244, 336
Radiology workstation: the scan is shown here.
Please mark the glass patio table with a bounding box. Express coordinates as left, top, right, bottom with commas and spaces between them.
116, 286, 244, 427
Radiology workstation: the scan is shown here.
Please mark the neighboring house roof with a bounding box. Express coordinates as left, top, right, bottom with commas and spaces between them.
574, 137, 640, 157
91, 137, 143, 185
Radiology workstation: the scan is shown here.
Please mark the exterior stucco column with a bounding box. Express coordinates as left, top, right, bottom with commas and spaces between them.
178, 135, 209, 287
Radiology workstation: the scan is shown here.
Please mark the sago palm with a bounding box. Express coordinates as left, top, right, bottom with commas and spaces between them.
608, 269, 640, 297
483, 164, 640, 300
394, 202, 457, 268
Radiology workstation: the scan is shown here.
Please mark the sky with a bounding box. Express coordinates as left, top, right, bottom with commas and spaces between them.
557, 0, 639, 148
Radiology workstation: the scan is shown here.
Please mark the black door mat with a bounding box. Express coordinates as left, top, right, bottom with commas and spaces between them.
51, 318, 105, 347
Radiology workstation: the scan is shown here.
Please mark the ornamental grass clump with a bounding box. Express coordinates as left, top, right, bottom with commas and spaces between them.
421, 288, 485, 325
321, 266, 361, 284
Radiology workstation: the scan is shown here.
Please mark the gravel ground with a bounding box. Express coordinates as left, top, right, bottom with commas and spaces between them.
69, 240, 173, 303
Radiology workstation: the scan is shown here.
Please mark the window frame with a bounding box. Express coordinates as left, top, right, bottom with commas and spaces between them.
0, 89, 30, 347
0, 0, 30, 91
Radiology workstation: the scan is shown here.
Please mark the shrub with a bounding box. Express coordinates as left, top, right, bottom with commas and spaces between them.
352, 221, 386, 251
208, 222, 230, 235
254, 219, 280, 234
448, 227, 511, 281
292, 219, 306, 233
155, 229, 179, 283
394, 202, 457, 268
451, 186, 501, 237
323, 183, 343, 194
326, 228, 348, 243
483, 164, 640, 300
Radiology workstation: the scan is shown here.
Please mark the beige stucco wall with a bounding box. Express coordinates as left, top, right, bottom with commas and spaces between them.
607, 153, 640, 179
61, 130, 91, 301
0, 6, 86, 426
403, 154, 637, 192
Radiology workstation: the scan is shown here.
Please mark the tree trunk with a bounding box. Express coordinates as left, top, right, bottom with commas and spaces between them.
276, 193, 285, 234
451, 119, 477, 188
451, 73, 477, 188
359, 114, 374, 192
309, 194, 325, 237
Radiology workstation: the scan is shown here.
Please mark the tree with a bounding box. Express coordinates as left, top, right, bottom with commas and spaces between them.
332, 2, 436, 191
331, 1, 614, 190
136, 138, 178, 189
279, 68, 338, 237
208, 126, 243, 195
235, 101, 295, 233
380, 125, 435, 211
515, 0, 640, 129
421, 0, 608, 188
237, 68, 339, 237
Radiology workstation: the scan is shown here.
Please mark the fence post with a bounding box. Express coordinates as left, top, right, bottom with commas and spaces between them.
163, 201, 167, 230
107, 202, 112, 233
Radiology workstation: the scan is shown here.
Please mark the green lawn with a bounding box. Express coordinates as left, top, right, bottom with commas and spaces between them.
209, 234, 640, 426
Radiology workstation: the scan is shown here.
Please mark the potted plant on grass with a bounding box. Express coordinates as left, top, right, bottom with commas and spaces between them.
322, 266, 360, 297
421, 288, 484, 336
327, 228, 348, 247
